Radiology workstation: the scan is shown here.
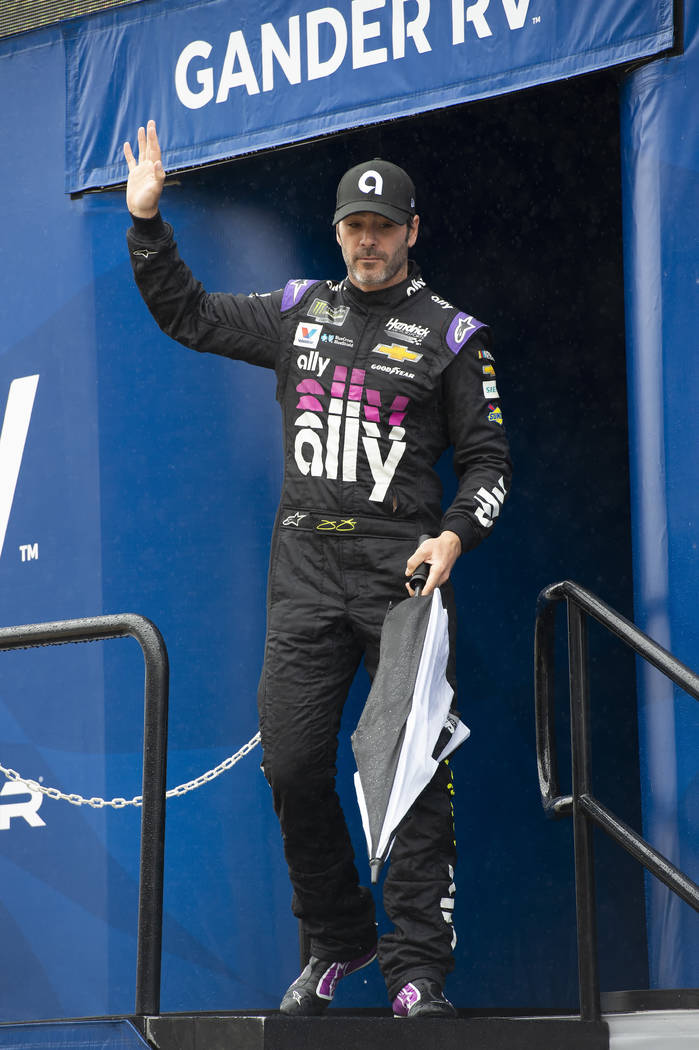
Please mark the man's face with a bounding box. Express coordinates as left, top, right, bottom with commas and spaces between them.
336, 211, 419, 292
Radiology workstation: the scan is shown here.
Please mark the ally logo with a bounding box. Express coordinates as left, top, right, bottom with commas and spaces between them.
0, 375, 39, 560
0, 780, 45, 830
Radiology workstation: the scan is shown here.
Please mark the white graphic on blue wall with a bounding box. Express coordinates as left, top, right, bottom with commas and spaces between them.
0, 375, 39, 561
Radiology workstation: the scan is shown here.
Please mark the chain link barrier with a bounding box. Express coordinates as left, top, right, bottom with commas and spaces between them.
0, 731, 261, 809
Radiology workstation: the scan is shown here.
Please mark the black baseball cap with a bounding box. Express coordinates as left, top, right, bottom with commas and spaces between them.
332, 158, 416, 225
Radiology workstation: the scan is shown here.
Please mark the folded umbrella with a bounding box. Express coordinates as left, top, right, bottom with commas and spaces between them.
351, 576, 470, 883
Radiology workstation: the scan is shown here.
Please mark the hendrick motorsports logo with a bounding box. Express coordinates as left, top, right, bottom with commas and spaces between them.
0, 375, 39, 561
384, 318, 430, 344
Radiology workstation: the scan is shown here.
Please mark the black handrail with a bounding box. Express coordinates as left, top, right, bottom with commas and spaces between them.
534, 580, 699, 1022
0, 614, 169, 1018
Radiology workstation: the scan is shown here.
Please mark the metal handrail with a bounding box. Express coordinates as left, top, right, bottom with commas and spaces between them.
0, 614, 169, 1017
534, 580, 699, 1022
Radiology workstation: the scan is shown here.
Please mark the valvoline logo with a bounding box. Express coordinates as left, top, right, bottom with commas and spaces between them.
294, 323, 322, 349
0, 375, 39, 560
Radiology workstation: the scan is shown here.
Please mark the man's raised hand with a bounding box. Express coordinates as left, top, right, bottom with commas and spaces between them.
124, 119, 165, 219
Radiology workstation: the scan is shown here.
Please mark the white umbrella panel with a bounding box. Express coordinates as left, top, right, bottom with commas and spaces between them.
351, 587, 470, 883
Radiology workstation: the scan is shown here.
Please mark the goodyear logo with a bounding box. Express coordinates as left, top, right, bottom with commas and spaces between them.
372, 343, 423, 364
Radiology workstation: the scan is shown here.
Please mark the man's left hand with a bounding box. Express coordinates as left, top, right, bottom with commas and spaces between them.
405, 531, 462, 597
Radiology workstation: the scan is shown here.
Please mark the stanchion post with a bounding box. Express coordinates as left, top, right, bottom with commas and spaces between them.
133, 617, 170, 1018
567, 601, 600, 1022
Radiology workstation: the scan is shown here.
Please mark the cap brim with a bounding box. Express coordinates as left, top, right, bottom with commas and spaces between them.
332, 200, 413, 226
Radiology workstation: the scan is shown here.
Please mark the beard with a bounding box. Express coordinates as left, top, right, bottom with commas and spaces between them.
342, 237, 409, 288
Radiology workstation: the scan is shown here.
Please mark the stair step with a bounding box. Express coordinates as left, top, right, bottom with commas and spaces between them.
145, 1013, 609, 1050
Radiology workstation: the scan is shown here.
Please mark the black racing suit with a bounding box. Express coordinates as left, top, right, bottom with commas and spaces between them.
127, 214, 512, 1000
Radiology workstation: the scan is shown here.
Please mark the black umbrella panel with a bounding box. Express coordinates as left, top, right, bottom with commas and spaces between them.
351, 587, 470, 883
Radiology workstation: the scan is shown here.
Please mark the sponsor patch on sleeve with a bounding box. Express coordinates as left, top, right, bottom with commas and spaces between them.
487, 403, 503, 426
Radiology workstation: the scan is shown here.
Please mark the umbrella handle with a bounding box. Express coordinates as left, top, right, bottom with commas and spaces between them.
408, 534, 432, 596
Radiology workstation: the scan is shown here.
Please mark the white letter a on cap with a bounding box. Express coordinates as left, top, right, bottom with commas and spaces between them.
358, 170, 383, 195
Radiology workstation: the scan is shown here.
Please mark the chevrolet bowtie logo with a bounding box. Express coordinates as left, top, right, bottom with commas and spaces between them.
372, 343, 423, 364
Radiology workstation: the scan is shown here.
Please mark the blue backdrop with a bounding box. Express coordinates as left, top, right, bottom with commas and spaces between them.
621, 0, 699, 990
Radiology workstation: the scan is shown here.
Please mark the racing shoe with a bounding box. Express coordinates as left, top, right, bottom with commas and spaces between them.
279, 948, 377, 1015
392, 978, 457, 1018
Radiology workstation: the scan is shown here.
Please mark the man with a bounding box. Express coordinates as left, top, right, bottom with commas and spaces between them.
124, 120, 512, 1018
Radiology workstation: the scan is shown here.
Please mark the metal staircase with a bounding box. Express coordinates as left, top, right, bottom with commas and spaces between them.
2, 582, 699, 1049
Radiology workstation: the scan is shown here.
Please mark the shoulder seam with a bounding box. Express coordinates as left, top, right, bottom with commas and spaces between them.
280, 278, 324, 313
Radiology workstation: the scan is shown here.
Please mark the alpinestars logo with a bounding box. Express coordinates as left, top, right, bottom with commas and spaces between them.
454, 315, 475, 343
0, 375, 39, 560
283, 512, 307, 527
294, 365, 410, 502
287, 279, 316, 305
473, 476, 507, 528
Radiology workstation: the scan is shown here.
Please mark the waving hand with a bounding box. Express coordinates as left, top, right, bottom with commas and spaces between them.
124, 119, 165, 219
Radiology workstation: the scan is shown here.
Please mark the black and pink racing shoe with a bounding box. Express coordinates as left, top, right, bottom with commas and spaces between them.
279, 948, 378, 1015
392, 978, 457, 1018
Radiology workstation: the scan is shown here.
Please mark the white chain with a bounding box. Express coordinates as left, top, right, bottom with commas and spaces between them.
0, 731, 261, 809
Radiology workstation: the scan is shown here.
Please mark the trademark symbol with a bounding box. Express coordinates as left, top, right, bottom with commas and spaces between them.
532, 15, 541, 24
19, 543, 38, 562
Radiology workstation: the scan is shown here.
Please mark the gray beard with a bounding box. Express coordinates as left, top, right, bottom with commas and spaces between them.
346, 249, 406, 288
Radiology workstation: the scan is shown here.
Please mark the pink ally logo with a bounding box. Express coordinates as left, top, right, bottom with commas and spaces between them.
293, 365, 409, 502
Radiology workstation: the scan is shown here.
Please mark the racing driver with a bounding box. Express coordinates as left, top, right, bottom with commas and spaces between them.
124, 120, 512, 1019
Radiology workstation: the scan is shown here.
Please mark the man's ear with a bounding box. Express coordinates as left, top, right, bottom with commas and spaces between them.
408, 214, 420, 248
335, 224, 342, 247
